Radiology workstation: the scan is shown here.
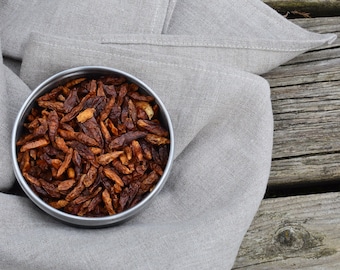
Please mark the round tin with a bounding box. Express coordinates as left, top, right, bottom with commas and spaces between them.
11, 66, 174, 227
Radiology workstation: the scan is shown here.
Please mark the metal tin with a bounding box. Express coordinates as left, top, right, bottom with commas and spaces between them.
11, 66, 174, 228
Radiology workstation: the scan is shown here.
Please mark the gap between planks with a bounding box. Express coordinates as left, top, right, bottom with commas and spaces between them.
263, 0, 340, 18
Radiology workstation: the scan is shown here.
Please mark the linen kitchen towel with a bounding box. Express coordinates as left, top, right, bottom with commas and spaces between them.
0, 0, 336, 269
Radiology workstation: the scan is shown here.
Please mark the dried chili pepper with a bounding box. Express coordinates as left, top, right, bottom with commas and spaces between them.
16, 75, 170, 217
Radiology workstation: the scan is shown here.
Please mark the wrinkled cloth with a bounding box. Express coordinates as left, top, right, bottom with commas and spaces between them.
0, 1, 336, 269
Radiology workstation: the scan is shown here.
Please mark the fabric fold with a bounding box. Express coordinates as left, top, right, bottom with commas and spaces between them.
0, 43, 31, 191
0, 43, 12, 191
0, 0, 171, 59
1, 0, 336, 74
68, 33, 336, 74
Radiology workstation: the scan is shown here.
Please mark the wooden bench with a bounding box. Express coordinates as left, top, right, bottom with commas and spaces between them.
233, 1, 340, 268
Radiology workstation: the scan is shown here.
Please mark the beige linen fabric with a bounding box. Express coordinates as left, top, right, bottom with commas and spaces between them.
0, 0, 336, 269
0, 0, 335, 74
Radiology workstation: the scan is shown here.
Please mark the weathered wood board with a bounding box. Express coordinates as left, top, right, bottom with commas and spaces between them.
234, 16, 340, 269
264, 17, 340, 188
233, 192, 340, 269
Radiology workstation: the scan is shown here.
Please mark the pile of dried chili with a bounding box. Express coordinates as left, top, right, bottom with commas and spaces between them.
16, 75, 170, 217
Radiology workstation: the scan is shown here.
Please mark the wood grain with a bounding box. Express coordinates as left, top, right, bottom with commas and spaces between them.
233, 192, 340, 269
234, 16, 340, 268
264, 17, 340, 187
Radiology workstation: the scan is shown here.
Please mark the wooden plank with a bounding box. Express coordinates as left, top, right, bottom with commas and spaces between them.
263, 17, 340, 187
233, 16, 340, 270
270, 153, 340, 186
271, 80, 340, 159
290, 17, 340, 34
263, 0, 340, 17
233, 192, 340, 269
